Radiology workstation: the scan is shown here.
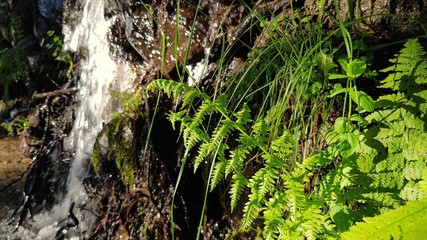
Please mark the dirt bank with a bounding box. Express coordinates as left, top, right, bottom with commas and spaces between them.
0, 137, 31, 221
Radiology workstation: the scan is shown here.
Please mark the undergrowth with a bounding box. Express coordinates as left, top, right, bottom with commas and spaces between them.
146, 5, 427, 238
85, 0, 427, 238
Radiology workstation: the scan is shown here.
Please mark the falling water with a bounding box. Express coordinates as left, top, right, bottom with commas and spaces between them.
0, 0, 126, 238
35, 0, 118, 237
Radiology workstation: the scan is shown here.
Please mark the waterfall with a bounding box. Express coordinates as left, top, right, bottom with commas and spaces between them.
34, 0, 117, 237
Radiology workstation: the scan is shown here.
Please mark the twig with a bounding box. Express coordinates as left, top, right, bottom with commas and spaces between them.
32, 89, 78, 99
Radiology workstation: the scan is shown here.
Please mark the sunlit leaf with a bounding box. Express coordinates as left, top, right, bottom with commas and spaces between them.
347, 59, 366, 78
350, 90, 375, 112
334, 117, 350, 134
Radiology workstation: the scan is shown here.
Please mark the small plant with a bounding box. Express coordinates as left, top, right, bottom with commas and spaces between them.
0, 47, 29, 101
46, 30, 74, 78
0, 116, 28, 135
91, 88, 144, 185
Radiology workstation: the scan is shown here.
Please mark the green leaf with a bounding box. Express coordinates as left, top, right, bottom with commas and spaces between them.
314, 51, 336, 75
346, 59, 366, 78
330, 203, 353, 232
350, 114, 368, 125
350, 90, 375, 112
329, 84, 350, 97
338, 58, 349, 72
339, 132, 359, 157
341, 200, 427, 240
334, 117, 350, 134
329, 73, 348, 80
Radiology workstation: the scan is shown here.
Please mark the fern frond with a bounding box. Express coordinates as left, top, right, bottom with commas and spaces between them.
193, 141, 211, 171
146, 79, 204, 105
234, 104, 252, 126
210, 158, 227, 191
230, 173, 249, 212
225, 145, 250, 177
209, 119, 234, 151
240, 193, 262, 231
270, 131, 294, 160
380, 38, 427, 91
403, 161, 426, 181
263, 192, 286, 240
182, 127, 208, 158
400, 181, 425, 201
168, 110, 190, 132
341, 199, 427, 239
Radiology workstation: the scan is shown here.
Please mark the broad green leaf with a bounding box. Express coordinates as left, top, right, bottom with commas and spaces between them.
338, 58, 349, 72
346, 59, 366, 78
339, 132, 359, 157
334, 117, 350, 134
330, 203, 353, 232
341, 200, 427, 240
325, 130, 339, 145
350, 90, 375, 112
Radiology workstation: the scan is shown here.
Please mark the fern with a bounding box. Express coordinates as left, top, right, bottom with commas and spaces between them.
341, 170, 427, 240
316, 38, 427, 233
146, 39, 427, 238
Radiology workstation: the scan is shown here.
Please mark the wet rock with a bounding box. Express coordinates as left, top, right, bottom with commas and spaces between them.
38, 0, 63, 20
354, 0, 427, 41
125, 2, 210, 76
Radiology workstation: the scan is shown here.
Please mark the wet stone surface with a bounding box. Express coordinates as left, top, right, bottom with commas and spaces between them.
125, 1, 210, 76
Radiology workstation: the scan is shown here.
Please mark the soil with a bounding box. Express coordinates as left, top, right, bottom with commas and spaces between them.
0, 137, 31, 221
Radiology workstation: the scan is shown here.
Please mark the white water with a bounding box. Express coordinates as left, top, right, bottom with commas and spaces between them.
23, 0, 122, 238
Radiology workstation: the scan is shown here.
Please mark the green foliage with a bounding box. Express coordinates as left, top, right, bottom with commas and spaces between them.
0, 14, 29, 101
92, 88, 144, 185
111, 87, 144, 118
146, 2, 427, 236
341, 170, 427, 240
147, 78, 336, 239
318, 38, 427, 236
0, 47, 28, 100
0, 116, 28, 135
46, 31, 74, 78
92, 117, 136, 185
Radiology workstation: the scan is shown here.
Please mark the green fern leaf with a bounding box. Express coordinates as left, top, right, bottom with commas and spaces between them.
341, 199, 427, 240
403, 161, 425, 181
230, 173, 249, 212
225, 146, 250, 177
234, 104, 252, 126
240, 193, 262, 231
194, 141, 211, 171
210, 158, 227, 191
380, 38, 427, 91
400, 181, 425, 201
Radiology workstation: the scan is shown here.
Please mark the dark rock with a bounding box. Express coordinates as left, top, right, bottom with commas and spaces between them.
38, 0, 63, 20
125, 2, 210, 76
